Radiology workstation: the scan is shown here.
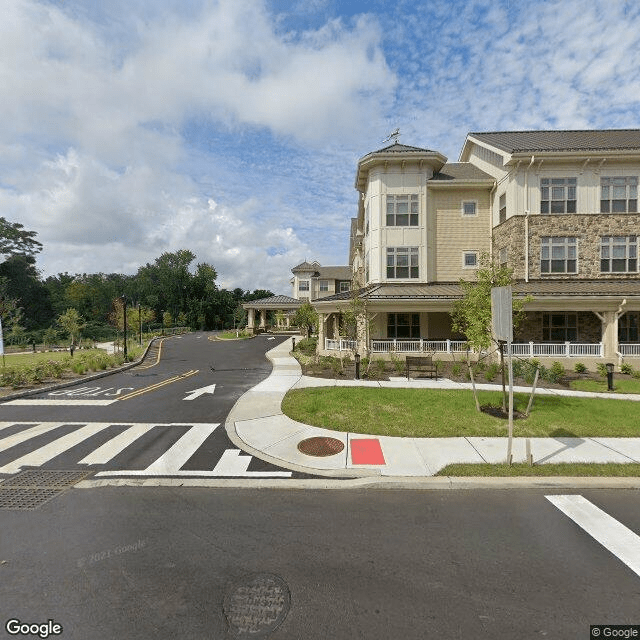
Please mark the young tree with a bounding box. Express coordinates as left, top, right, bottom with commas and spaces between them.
0, 217, 43, 258
57, 308, 85, 356
293, 301, 318, 338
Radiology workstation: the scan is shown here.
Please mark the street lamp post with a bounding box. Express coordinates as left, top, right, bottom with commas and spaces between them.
138, 304, 142, 346
606, 362, 614, 391
121, 296, 128, 361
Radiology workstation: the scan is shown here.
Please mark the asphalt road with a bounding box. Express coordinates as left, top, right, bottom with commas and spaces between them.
1, 487, 639, 639
0, 332, 307, 479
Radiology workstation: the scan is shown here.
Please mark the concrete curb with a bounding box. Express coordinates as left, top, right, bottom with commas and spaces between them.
0, 337, 159, 403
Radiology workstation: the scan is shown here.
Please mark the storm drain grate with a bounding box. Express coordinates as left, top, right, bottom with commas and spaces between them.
297, 436, 345, 457
223, 573, 291, 638
0, 470, 92, 510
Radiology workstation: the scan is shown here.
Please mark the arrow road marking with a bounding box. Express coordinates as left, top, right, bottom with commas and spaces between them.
183, 383, 216, 401
546, 494, 640, 578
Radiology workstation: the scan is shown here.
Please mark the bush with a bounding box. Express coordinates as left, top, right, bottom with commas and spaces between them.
634, 370, 640, 380
620, 363, 634, 375
451, 363, 462, 377
596, 362, 608, 378
574, 362, 587, 374
294, 337, 317, 355
546, 361, 565, 383
484, 362, 500, 382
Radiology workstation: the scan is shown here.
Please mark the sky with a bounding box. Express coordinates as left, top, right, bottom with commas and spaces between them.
2, 0, 640, 294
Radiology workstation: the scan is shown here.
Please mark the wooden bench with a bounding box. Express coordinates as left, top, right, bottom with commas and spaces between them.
405, 356, 438, 380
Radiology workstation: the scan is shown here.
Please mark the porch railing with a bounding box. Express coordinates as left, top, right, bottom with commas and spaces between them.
324, 338, 357, 351
619, 344, 640, 357
508, 342, 603, 357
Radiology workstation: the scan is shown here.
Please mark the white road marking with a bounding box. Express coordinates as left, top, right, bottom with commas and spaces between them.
78, 423, 156, 465
183, 383, 216, 401
0, 423, 113, 474
3, 399, 117, 406
211, 449, 252, 474
0, 422, 68, 452
546, 494, 640, 578
94, 469, 292, 477
140, 423, 220, 474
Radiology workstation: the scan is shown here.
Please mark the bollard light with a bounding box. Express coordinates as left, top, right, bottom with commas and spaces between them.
355, 352, 361, 380
605, 362, 614, 391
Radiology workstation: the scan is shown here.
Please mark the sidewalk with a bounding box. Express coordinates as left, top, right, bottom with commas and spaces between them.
224, 338, 640, 478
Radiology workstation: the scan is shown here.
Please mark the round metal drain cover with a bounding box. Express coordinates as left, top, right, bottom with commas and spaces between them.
297, 436, 345, 457
223, 573, 290, 638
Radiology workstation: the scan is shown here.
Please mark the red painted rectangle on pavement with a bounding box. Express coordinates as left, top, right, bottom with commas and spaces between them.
350, 439, 385, 465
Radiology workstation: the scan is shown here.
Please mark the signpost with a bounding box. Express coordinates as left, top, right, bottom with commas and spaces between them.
491, 286, 514, 464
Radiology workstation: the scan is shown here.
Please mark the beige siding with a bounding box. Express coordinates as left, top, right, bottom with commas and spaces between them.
433, 188, 491, 281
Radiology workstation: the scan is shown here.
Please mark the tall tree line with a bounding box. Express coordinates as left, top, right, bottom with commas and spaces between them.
0, 219, 272, 343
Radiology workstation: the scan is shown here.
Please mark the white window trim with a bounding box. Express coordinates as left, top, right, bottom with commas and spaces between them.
461, 200, 478, 217
462, 251, 478, 269
298, 279, 310, 291
540, 236, 578, 275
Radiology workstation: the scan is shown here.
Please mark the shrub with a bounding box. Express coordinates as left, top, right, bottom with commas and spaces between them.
451, 363, 462, 377
484, 362, 500, 382
375, 358, 386, 375
574, 362, 587, 374
620, 363, 634, 375
546, 361, 565, 383
295, 337, 317, 355
596, 362, 608, 378
634, 370, 640, 379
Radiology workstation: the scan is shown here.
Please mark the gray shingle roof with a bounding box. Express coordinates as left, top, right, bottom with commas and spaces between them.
243, 295, 301, 307
291, 261, 320, 273
315, 279, 640, 302
469, 130, 640, 154
368, 142, 439, 155
431, 163, 495, 182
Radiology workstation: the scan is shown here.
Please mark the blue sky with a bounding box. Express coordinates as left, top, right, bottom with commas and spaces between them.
2, 0, 640, 293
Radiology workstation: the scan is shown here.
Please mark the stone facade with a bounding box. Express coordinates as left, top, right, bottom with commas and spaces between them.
493, 213, 640, 280
515, 311, 602, 343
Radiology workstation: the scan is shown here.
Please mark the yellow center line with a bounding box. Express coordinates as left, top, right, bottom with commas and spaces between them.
118, 369, 199, 401
135, 338, 166, 370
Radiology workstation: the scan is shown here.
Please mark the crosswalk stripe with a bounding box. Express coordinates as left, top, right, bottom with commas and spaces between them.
142, 423, 219, 474
0, 423, 114, 474
546, 494, 640, 578
212, 449, 251, 474
0, 422, 67, 453
78, 423, 156, 465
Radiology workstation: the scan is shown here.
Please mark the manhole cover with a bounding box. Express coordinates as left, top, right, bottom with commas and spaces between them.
297, 436, 345, 457
0, 470, 92, 510
223, 573, 290, 638
1, 470, 91, 488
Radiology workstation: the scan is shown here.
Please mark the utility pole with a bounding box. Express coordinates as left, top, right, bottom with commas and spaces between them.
121, 296, 128, 361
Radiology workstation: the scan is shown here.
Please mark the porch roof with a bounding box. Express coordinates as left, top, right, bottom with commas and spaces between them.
242, 295, 302, 310
314, 279, 640, 304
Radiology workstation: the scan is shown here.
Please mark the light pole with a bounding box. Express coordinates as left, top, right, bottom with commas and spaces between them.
121, 296, 128, 361
138, 304, 142, 346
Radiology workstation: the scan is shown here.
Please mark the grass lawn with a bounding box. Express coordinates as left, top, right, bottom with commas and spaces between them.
569, 377, 640, 394
436, 463, 640, 476
281, 387, 640, 438
216, 331, 252, 340
2, 350, 88, 368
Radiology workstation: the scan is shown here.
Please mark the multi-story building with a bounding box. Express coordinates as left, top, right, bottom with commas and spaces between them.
290, 261, 352, 302
314, 130, 640, 364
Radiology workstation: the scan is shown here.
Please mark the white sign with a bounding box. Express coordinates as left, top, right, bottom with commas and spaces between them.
183, 384, 217, 401
491, 286, 513, 342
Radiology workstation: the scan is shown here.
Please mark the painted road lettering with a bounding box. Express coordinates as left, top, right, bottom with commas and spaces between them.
48, 386, 134, 398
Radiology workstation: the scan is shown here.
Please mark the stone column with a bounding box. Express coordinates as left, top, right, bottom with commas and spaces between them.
247, 308, 255, 330
259, 310, 266, 329
356, 313, 368, 355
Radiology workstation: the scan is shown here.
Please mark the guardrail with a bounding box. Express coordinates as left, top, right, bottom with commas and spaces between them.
619, 343, 640, 356
508, 342, 603, 357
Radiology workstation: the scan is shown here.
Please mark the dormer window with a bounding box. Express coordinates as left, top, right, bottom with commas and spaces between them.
386, 194, 419, 226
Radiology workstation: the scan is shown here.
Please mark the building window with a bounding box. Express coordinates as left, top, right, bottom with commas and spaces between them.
319, 280, 329, 292
601, 177, 637, 213
386, 194, 419, 226
543, 313, 577, 342
540, 177, 577, 214
540, 236, 577, 274
499, 247, 508, 265
298, 280, 309, 292
462, 201, 477, 216
365, 201, 370, 236
339, 281, 350, 293
619, 312, 639, 343
387, 313, 420, 339
499, 193, 506, 224
601, 236, 637, 273
386, 247, 419, 279
463, 251, 478, 268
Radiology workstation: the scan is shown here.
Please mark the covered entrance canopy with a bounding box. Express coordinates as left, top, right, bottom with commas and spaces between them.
242, 295, 301, 331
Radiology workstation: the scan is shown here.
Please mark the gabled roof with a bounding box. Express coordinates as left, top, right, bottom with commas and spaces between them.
242, 295, 301, 308
291, 261, 320, 273
430, 162, 495, 183
467, 129, 640, 154
368, 142, 440, 155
